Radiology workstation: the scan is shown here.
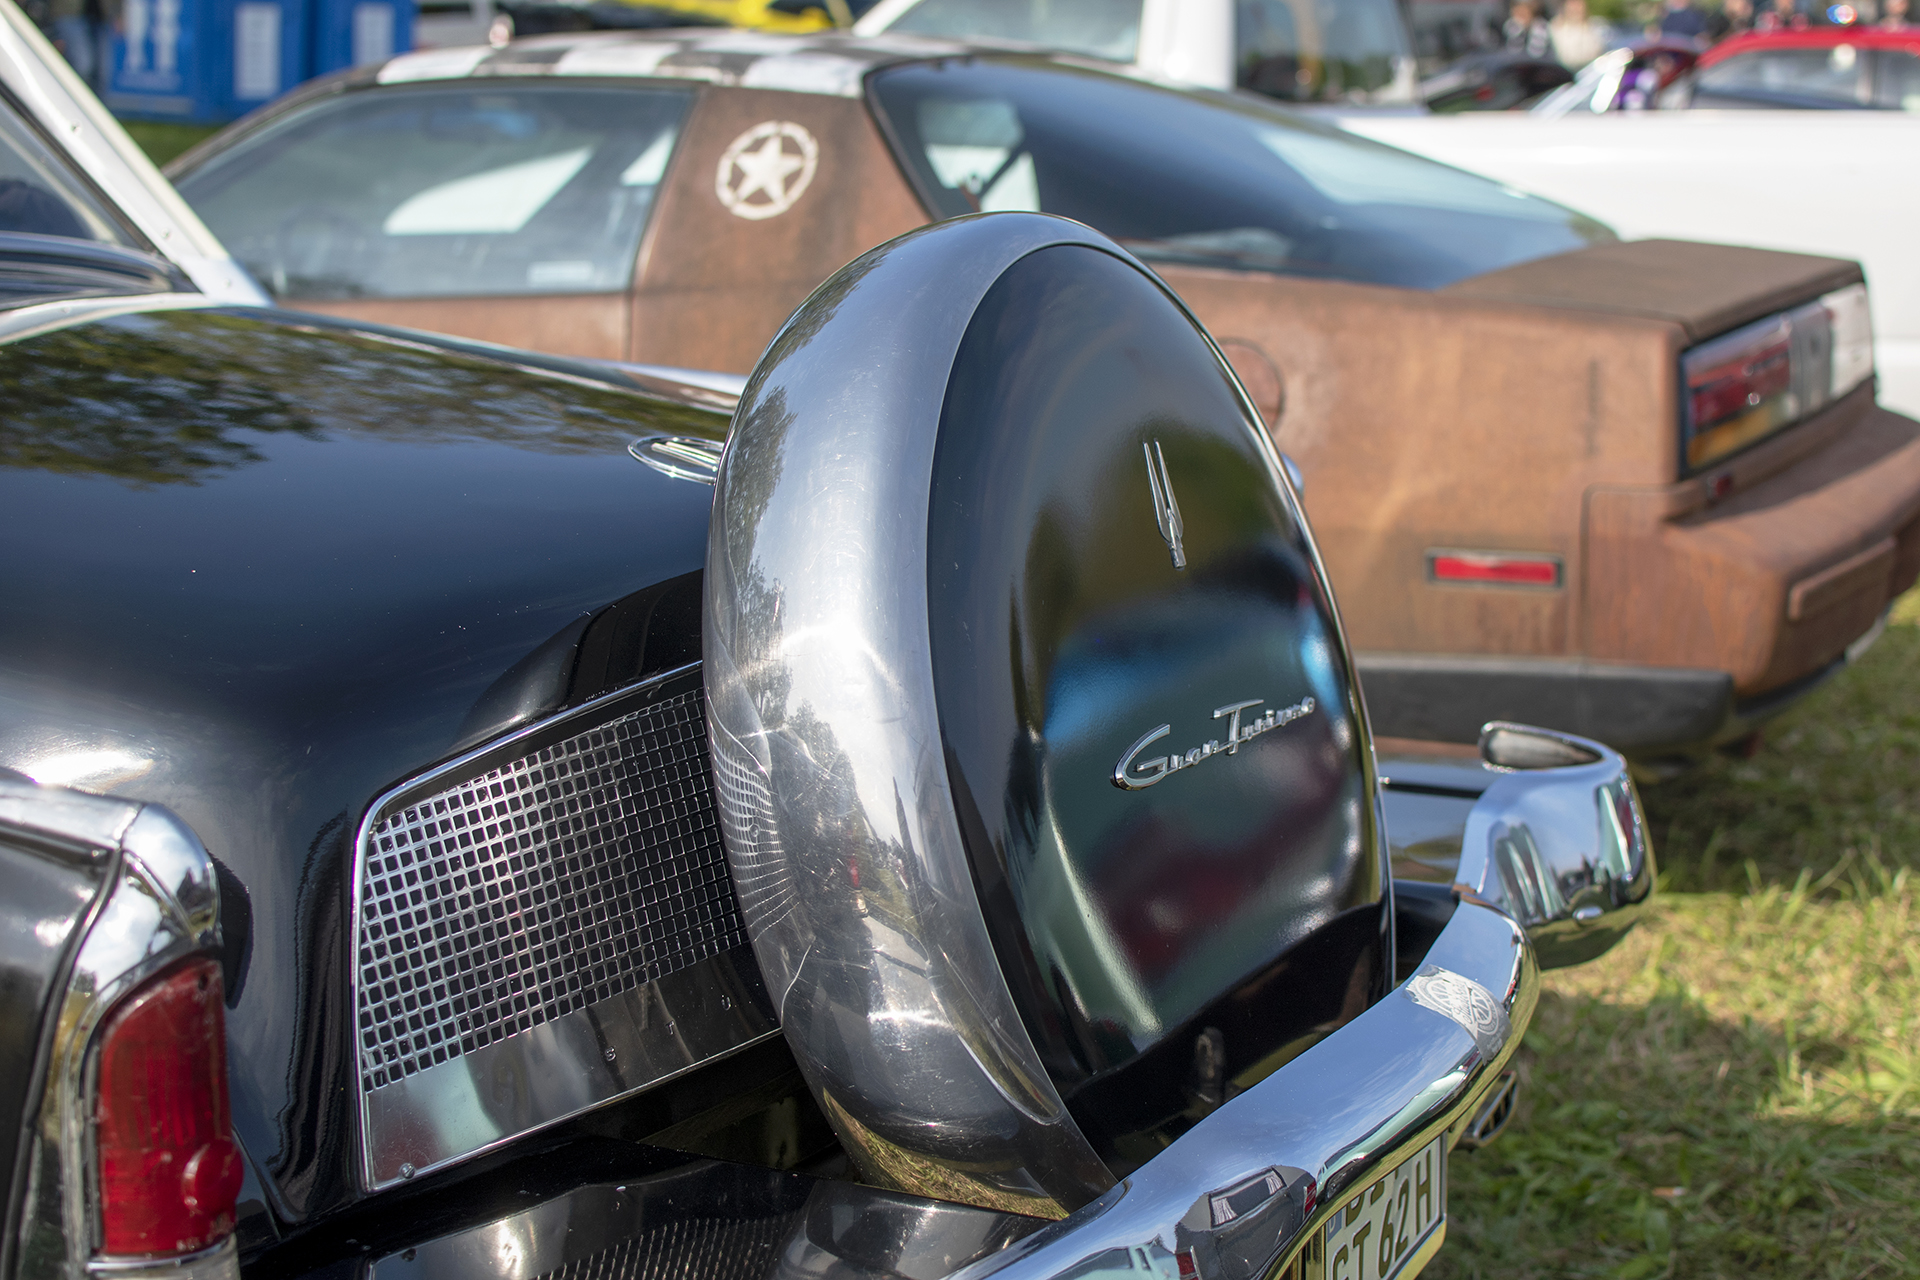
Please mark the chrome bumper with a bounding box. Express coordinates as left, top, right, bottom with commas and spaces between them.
354, 899, 1535, 1280
973, 898, 1537, 1280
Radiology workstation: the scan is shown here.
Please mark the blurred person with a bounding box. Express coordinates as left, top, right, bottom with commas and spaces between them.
1504, 0, 1553, 55
1717, 0, 1756, 35
1551, 0, 1610, 64
1756, 0, 1809, 28
47, 0, 118, 92
1885, 0, 1911, 27
1659, 0, 1711, 39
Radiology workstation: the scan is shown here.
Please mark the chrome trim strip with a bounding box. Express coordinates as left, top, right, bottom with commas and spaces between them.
350, 661, 773, 1192
0, 292, 217, 346
962, 899, 1537, 1280
364, 947, 777, 1188
7, 779, 225, 1280
87, 1237, 240, 1280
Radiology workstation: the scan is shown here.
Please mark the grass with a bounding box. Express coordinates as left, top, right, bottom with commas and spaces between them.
1432, 595, 1920, 1279
117, 120, 220, 168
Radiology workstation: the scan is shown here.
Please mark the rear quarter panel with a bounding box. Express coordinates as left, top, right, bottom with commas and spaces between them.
1161, 264, 1678, 657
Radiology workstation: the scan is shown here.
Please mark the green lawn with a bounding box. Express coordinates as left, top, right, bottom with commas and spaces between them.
118, 120, 220, 168
1433, 596, 1920, 1279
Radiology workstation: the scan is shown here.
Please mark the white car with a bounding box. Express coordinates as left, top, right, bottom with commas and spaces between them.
853, 0, 1419, 103
1333, 108, 1920, 417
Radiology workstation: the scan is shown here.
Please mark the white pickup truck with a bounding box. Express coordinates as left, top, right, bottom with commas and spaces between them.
1333, 110, 1920, 417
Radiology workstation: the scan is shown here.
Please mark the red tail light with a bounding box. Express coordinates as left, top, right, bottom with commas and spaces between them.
1681, 284, 1875, 473
94, 958, 242, 1258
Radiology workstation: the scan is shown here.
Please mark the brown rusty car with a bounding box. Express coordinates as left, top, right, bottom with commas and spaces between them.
168, 31, 1920, 759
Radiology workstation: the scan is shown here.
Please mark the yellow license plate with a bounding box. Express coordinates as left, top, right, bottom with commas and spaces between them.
1322, 1137, 1446, 1280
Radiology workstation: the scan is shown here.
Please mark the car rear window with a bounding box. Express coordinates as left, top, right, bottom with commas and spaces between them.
871, 58, 1611, 290
174, 84, 692, 301
1875, 48, 1920, 110
880, 0, 1143, 63
1694, 44, 1873, 108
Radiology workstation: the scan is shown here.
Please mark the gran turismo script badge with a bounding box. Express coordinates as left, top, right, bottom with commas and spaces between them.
1112, 697, 1316, 791
1144, 439, 1186, 569
716, 120, 819, 221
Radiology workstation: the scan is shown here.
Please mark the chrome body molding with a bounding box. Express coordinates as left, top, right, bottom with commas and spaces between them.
961, 900, 1537, 1280
1457, 723, 1656, 970
705, 215, 1159, 1218
0, 292, 217, 347
349, 664, 776, 1191
86, 1239, 240, 1280
5, 777, 232, 1280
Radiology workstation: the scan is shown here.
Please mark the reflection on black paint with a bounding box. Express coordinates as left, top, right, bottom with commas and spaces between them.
0, 308, 715, 486
925, 245, 1384, 1160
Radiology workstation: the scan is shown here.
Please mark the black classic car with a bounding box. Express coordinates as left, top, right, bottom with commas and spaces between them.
0, 5, 1654, 1279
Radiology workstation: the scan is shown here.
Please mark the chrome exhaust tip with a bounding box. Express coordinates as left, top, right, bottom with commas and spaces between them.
1458, 1070, 1519, 1151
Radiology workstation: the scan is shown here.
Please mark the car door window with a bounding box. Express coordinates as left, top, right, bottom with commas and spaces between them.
174, 85, 692, 300
1693, 44, 1872, 107
882, 0, 1143, 63
0, 97, 133, 245
873, 57, 1609, 290
1235, 0, 1413, 102
1875, 49, 1920, 110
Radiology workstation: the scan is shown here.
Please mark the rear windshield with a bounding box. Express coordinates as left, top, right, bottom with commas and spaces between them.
1695, 44, 1874, 108
871, 58, 1611, 290
174, 84, 692, 301
881, 0, 1144, 63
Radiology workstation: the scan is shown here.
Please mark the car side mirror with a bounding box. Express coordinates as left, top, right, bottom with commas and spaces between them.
1456, 722, 1655, 969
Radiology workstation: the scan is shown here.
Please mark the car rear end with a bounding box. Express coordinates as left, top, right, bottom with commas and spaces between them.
1170, 237, 1920, 758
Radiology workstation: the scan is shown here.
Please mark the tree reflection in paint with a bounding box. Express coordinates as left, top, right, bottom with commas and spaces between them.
0, 307, 720, 487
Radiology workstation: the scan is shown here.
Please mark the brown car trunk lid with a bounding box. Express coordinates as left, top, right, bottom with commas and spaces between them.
1440, 239, 1864, 345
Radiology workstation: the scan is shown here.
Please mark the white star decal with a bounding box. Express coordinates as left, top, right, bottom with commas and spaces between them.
715, 121, 820, 221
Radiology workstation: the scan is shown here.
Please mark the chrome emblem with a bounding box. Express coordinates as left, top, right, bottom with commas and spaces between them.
1112, 696, 1316, 791
1144, 439, 1186, 570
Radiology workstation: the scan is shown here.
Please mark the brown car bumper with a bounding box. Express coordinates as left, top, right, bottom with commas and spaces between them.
1585, 392, 1920, 698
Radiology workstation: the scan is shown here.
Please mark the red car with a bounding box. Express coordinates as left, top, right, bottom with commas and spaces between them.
1672, 26, 1920, 108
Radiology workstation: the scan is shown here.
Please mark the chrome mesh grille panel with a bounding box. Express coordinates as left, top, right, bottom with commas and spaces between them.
355, 686, 747, 1093
534, 1214, 801, 1280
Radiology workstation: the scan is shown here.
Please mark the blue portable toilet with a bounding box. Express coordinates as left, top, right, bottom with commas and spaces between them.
106, 0, 309, 122
311, 0, 412, 77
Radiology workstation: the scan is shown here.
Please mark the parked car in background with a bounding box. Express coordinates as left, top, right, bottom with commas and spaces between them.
1662, 27, 1920, 109
1527, 38, 1702, 112
1418, 50, 1573, 111
2, 4, 1656, 1278
169, 31, 1920, 760
853, 0, 1420, 104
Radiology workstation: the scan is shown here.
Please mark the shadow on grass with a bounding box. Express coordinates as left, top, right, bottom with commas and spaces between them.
1641, 614, 1920, 896
1431, 985, 1920, 1280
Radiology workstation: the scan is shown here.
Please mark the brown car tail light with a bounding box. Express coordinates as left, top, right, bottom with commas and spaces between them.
94, 958, 243, 1258
1429, 550, 1562, 587
1681, 283, 1874, 473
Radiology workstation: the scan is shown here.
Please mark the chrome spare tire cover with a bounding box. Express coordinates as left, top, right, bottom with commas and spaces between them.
705, 213, 1384, 1218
